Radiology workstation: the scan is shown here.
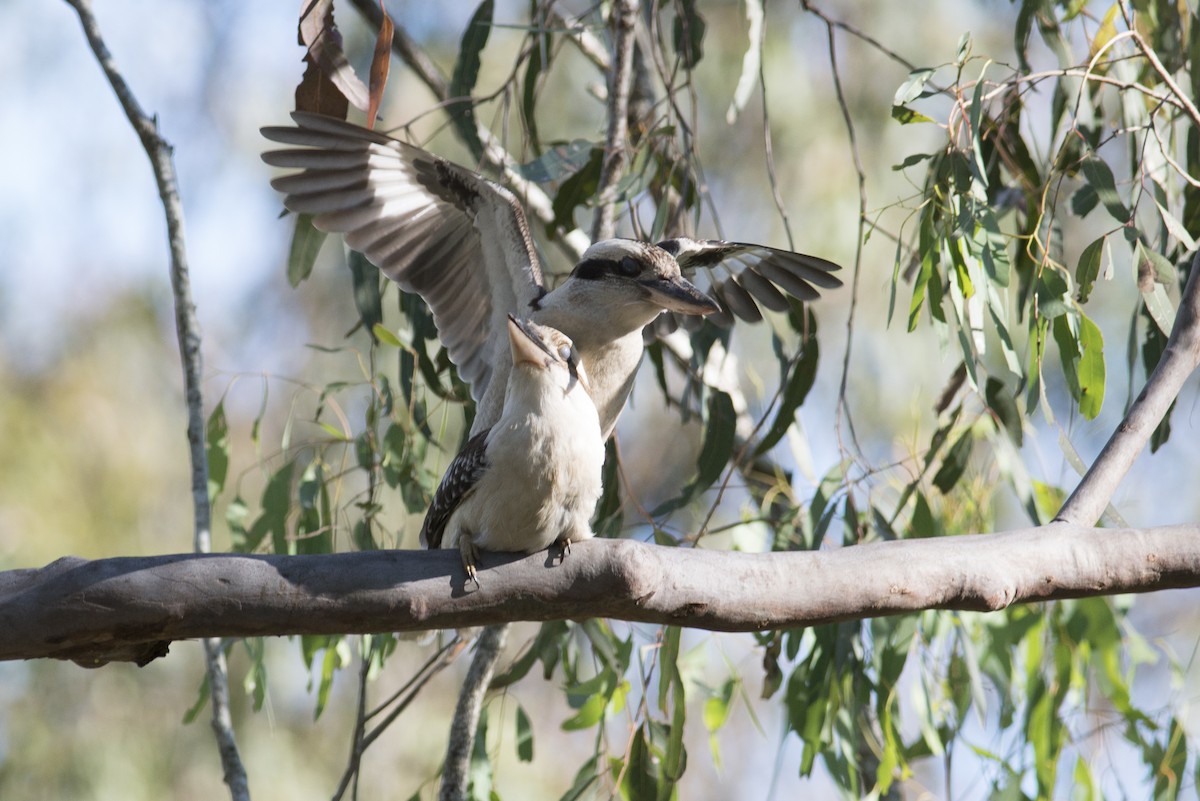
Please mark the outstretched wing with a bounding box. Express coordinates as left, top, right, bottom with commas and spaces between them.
419, 429, 491, 550
657, 237, 843, 328
261, 113, 545, 403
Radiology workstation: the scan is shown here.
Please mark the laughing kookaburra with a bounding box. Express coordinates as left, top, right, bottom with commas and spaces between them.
420, 316, 604, 584
261, 113, 843, 439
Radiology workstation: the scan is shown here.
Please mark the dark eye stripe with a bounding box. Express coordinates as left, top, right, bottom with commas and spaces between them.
572, 256, 645, 281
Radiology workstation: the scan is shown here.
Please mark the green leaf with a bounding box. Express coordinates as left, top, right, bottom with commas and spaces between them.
447, 0, 494, 164
559, 755, 600, 801
521, 22, 547, 153
754, 313, 818, 456
562, 692, 607, 731
893, 68, 935, 105
249, 461, 295, 555
182, 673, 210, 724
372, 323, 402, 347
1037, 269, 1072, 319
468, 707, 493, 801
1077, 312, 1105, 420
1080, 154, 1131, 223
985, 376, 1022, 446
206, 401, 230, 501
287, 213, 326, 287
1052, 315, 1082, 402
932, 430, 973, 493
893, 152, 934, 171
1075, 236, 1105, 303
517, 139, 596, 183
551, 146, 604, 233
651, 390, 735, 515
515, 704, 534, 762
347, 250, 383, 336
672, 0, 707, 69
892, 105, 935, 125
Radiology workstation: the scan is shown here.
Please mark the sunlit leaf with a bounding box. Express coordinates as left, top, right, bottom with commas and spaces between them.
1076, 312, 1105, 419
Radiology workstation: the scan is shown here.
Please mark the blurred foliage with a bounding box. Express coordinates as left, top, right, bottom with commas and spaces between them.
6, 0, 1200, 799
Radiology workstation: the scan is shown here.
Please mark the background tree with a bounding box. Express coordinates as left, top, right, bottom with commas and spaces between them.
2, 1, 1199, 800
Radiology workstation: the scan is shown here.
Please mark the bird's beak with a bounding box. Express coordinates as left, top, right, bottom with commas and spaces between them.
507, 315, 554, 367
639, 275, 720, 315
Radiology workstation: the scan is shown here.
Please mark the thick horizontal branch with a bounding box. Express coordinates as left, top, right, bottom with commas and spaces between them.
3, 522, 1197, 665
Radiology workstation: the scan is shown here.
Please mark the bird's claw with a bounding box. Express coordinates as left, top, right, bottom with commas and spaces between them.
553, 536, 573, 563
459, 537, 481, 588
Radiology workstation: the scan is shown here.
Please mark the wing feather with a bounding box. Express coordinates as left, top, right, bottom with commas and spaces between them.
262, 113, 545, 409
419, 429, 491, 550
657, 237, 842, 327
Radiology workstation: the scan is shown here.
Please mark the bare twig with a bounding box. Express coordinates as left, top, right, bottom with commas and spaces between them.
62, 1, 249, 798
1055, 250, 1200, 525
813, 9, 869, 462
591, 0, 640, 242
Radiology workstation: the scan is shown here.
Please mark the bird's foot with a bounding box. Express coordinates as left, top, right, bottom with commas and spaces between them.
553, 535, 573, 563
459, 537, 481, 588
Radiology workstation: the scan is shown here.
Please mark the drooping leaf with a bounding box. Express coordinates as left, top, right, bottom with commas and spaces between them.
347, 250, 383, 337
1076, 311, 1105, 420
1079, 154, 1131, 223
447, 0, 494, 164
206, 400, 229, 501
1075, 235, 1105, 303
932, 430, 973, 493
515, 704, 534, 762
754, 312, 819, 457
673, 0, 707, 69
287, 213, 326, 287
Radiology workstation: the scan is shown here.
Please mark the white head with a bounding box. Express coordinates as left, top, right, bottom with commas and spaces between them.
506, 315, 590, 398
536, 239, 719, 345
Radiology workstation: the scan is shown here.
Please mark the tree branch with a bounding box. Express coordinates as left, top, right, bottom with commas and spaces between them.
591, 0, 639, 242
63, 1, 248, 798
4, 525, 1197, 665
1056, 250, 1200, 526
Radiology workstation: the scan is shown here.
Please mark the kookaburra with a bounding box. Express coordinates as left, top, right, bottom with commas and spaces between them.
420, 316, 603, 583
261, 113, 842, 439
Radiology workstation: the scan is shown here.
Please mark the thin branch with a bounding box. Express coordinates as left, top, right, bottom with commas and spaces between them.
1055, 250, 1200, 525
62, 1, 249, 798
591, 0, 639, 242
439, 625, 508, 801
814, 9, 869, 463
5, 526, 1199, 664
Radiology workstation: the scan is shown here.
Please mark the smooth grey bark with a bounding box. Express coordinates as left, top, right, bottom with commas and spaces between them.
3, 525, 1197, 666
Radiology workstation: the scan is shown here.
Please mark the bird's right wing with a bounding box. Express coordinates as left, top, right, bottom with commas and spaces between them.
419, 428, 491, 550
261, 113, 545, 404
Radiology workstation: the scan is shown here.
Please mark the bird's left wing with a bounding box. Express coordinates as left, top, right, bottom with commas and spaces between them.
261, 113, 545, 405
419, 428, 491, 550
657, 237, 843, 327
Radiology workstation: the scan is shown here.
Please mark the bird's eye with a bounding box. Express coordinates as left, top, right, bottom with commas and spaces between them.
618, 256, 640, 277
558, 344, 572, 362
